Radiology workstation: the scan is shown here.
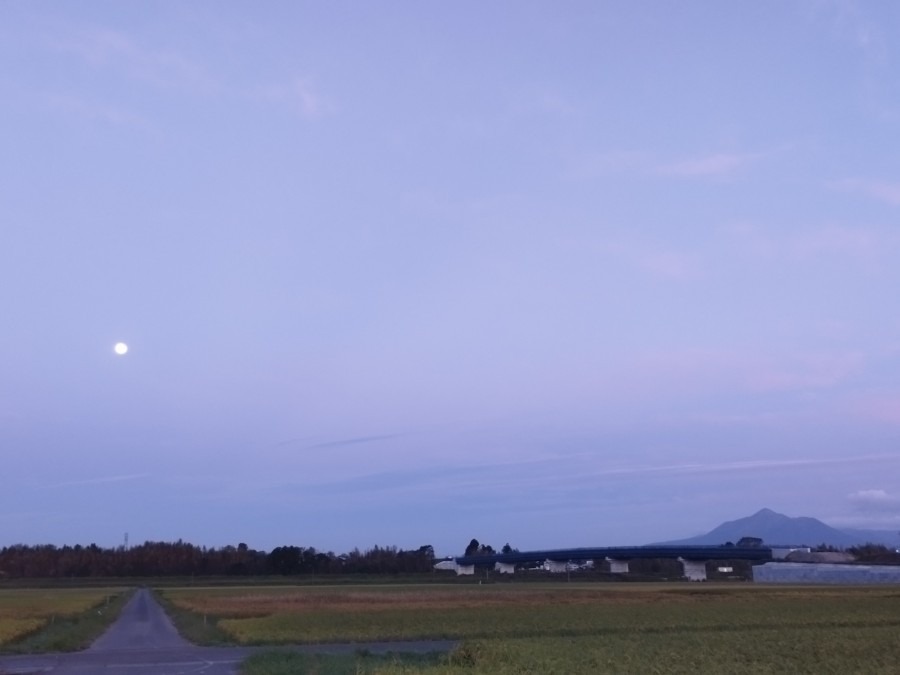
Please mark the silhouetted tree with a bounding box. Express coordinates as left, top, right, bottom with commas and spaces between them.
0, 539, 437, 579
268, 546, 302, 575
848, 543, 900, 563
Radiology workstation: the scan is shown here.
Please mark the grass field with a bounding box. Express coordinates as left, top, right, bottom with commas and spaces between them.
239, 651, 446, 675
159, 583, 900, 674
0, 587, 131, 653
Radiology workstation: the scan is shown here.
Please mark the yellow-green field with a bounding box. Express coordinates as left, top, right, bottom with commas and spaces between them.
0, 587, 129, 652
160, 583, 900, 674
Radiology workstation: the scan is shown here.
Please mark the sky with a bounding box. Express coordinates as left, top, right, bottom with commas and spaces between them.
2, 1, 900, 556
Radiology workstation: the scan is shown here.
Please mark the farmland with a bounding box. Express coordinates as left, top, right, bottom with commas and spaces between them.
0, 587, 130, 653
158, 583, 900, 674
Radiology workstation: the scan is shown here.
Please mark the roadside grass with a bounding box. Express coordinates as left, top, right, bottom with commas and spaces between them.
372, 626, 900, 675
162, 583, 900, 674
240, 650, 445, 675
0, 619, 44, 646
154, 589, 236, 645
239, 626, 900, 674
0, 587, 131, 653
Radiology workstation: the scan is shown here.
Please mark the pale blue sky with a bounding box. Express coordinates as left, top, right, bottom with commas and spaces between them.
3, 1, 900, 554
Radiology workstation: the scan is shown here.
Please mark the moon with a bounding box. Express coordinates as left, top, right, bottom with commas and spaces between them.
114, 342, 129, 355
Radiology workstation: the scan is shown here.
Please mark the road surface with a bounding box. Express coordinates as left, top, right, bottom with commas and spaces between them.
0, 588, 455, 674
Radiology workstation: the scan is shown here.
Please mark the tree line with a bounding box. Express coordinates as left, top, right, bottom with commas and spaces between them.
0, 541, 437, 579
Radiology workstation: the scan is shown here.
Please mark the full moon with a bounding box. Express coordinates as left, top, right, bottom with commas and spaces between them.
114, 342, 129, 355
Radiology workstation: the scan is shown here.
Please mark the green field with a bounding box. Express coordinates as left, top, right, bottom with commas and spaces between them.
0, 587, 130, 653
158, 583, 900, 674
5, 583, 900, 672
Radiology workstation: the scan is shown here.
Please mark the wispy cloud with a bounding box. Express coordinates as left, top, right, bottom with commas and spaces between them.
657, 150, 766, 178
304, 434, 399, 451
848, 488, 900, 512
291, 453, 900, 503
255, 77, 335, 118
48, 24, 217, 93
807, 0, 888, 64
602, 239, 702, 281
565, 150, 651, 179
43, 93, 157, 132
43, 22, 335, 123
668, 411, 783, 427
533, 88, 581, 118
849, 393, 900, 425
747, 351, 864, 392
270, 436, 317, 448
617, 347, 867, 405
41, 473, 150, 489
829, 177, 900, 205
637, 249, 701, 280
723, 221, 890, 267
568, 145, 783, 181
596, 454, 897, 478
788, 225, 880, 259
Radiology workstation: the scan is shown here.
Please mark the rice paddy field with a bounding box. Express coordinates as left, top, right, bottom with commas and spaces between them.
0, 587, 129, 652
159, 582, 900, 674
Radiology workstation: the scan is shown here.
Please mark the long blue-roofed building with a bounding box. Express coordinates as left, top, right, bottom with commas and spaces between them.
435, 545, 776, 580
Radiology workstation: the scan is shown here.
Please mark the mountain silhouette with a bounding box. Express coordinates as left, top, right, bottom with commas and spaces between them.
655, 508, 898, 548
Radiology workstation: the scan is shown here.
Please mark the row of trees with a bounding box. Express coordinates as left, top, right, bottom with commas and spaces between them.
0, 541, 437, 579
463, 539, 517, 556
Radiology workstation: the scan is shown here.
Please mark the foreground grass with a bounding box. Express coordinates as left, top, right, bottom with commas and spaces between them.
374, 627, 900, 675
163, 583, 900, 674
0, 587, 131, 653
155, 589, 236, 645
241, 650, 445, 675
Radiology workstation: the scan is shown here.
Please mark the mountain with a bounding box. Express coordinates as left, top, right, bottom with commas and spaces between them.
654, 508, 898, 548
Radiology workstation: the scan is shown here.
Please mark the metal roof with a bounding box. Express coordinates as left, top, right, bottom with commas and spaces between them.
454, 545, 772, 566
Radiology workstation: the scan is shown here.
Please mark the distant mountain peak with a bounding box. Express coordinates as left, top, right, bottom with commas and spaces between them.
653, 508, 894, 548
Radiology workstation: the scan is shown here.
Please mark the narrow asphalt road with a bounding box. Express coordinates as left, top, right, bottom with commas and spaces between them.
0, 588, 456, 674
